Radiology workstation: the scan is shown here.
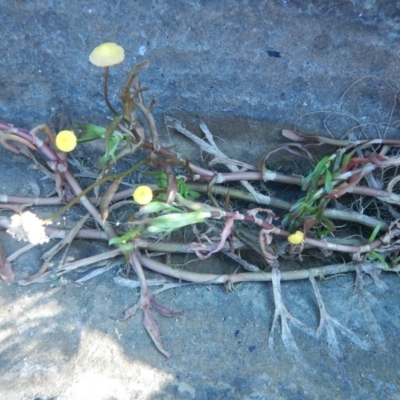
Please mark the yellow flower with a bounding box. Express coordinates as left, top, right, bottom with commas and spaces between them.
55, 130, 77, 152
287, 231, 305, 244
89, 43, 125, 67
133, 186, 153, 205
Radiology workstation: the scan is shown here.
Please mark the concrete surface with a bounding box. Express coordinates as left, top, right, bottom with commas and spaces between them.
1, 1, 400, 399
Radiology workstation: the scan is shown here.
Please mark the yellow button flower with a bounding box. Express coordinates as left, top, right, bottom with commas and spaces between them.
89, 43, 125, 67
133, 186, 153, 205
287, 231, 305, 244
55, 130, 77, 152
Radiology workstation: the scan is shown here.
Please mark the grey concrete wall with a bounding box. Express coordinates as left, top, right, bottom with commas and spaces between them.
1, 1, 399, 133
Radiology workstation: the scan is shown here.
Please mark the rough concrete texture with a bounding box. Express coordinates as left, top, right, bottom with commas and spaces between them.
1, 1, 400, 399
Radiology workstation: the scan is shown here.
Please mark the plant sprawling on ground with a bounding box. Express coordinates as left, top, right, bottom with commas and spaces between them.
1, 43, 399, 358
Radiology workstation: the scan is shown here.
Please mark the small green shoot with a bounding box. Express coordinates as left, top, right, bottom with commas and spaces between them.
109, 227, 142, 251
77, 120, 132, 165
368, 222, 385, 243
366, 250, 389, 269
146, 171, 200, 199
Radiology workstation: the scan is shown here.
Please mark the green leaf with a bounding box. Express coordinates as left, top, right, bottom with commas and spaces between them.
289, 200, 304, 212
321, 217, 335, 232
289, 205, 306, 219
368, 222, 384, 243
150, 211, 206, 230
105, 116, 123, 151
109, 133, 124, 162
316, 229, 331, 238
143, 172, 168, 189
301, 172, 315, 191
333, 148, 344, 172
143, 171, 166, 178
145, 210, 207, 234
97, 117, 124, 166
77, 124, 107, 143
188, 190, 200, 199
324, 170, 333, 194
117, 242, 135, 251
176, 178, 200, 199
109, 227, 142, 246
367, 251, 389, 268
139, 201, 183, 214
341, 149, 356, 169
145, 225, 173, 234
157, 179, 168, 189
